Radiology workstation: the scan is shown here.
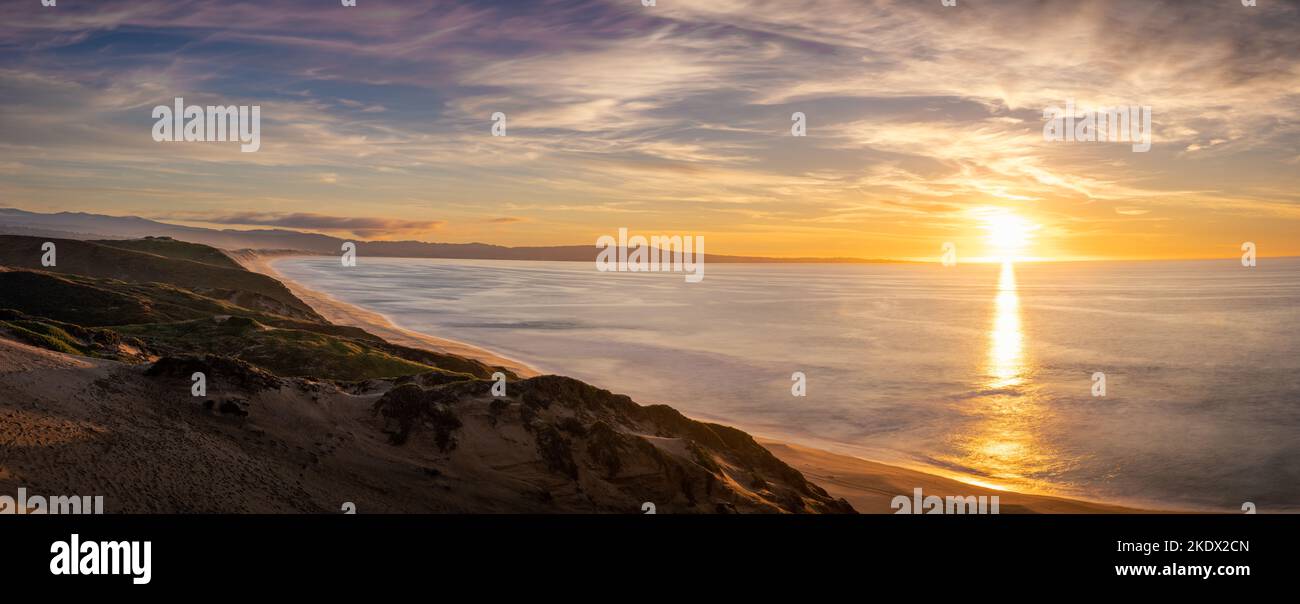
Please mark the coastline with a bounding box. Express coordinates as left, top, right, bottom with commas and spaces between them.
235, 252, 538, 378
237, 251, 1153, 514
760, 440, 1150, 513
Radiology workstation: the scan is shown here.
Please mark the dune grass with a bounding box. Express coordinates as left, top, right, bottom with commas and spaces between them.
116, 317, 442, 380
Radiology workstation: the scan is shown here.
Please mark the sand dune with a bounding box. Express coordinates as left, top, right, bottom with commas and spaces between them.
0, 337, 851, 513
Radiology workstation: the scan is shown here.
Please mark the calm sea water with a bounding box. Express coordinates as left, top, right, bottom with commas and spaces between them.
276, 257, 1300, 511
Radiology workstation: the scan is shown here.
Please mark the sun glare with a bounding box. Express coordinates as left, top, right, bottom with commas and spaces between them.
981, 212, 1038, 259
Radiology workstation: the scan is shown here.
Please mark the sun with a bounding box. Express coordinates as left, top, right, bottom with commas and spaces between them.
981, 211, 1038, 258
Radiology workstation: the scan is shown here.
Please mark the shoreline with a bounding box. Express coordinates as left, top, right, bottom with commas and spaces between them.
235, 252, 539, 378
237, 251, 1155, 513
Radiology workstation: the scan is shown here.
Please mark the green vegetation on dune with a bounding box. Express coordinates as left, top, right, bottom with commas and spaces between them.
370, 340, 504, 379
6, 318, 81, 344
0, 234, 511, 381
0, 268, 504, 379
0, 309, 150, 362
0, 235, 319, 320
91, 237, 244, 270
115, 317, 450, 380
1, 320, 84, 355
0, 270, 380, 339
0, 270, 227, 325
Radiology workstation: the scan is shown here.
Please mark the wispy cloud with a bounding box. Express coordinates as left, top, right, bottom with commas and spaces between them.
1, 0, 1297, 258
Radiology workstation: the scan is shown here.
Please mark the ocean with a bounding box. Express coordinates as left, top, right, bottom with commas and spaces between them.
275, 256, 1300, 511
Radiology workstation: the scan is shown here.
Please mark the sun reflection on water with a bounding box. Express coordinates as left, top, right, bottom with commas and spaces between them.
943, 260, 1061, 492
989, 260, 1023, 389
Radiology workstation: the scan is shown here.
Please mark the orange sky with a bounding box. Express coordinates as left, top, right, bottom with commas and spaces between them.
2, 0, 1297, 261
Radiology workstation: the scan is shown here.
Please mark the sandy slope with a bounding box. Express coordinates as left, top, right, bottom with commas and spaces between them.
234, 252, 1152, 514
0, 337, 851, 513
0, 337, 396, 512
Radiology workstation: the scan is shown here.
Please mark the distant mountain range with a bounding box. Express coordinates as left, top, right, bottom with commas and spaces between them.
0, 208, 895, 263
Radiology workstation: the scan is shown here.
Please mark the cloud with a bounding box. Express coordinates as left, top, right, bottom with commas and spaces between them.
1, 0, 1297, 258
487, 216, 528, 224
197, 212, 444, 238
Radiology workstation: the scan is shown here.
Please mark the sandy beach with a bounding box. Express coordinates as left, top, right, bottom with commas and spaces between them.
238, 252, 1151, 513
760, 440, 1148, 513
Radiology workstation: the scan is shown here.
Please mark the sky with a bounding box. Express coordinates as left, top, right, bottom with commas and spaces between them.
1, 0, 1297, 261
